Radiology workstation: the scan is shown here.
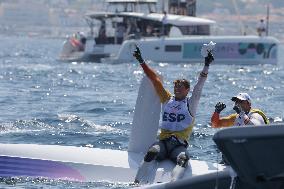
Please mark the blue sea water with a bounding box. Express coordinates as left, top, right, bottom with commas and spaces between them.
0, 35, 283, 188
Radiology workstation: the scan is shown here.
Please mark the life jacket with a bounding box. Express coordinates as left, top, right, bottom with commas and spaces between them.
250, 108, 270, 125
235, 108, 269, 126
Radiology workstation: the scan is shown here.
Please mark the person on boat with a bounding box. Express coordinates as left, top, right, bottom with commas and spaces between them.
69, 32, 86, 52
79, 34, 87, 51
133, 45, 214, 184
211, 92, 269, 128
169, 0, 178, 14
98, 21, 107, 44
187, 0, 197, 16
178, 0, 187, 15
145, 25, 154, 37
256, 19, 266, 37
161, 11, 168, 36
115, 23, 126, 44
211, 93, 269, 165
126, 19, 140, 39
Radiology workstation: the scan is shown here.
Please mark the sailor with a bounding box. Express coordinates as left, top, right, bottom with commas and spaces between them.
70, 32, 86, 52
115, 23, 126, 44
211, 93, 269, 165
211, 92, 269, 128
133, 45, 214, 184
256, 19, 266, 37
98, 21, 107, 44
79, 33, 87, 51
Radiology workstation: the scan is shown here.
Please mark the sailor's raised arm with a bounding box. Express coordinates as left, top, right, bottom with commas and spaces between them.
133, 46, 170, 102
188, 50, 214, 117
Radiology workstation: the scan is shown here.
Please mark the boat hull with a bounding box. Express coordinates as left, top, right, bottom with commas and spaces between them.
0, 143, 225, 183
106, 36, 279, 64
59, 34, 279, 65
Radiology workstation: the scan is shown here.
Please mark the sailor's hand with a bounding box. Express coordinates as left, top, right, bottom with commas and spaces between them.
205, 52, 214, 66
133, 46, 144, 64
215, 102, 226, 113
233, 104, 242, 114
201, 41, 215, 66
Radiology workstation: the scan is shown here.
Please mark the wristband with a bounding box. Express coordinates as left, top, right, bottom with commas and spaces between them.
200, 72, 208, 77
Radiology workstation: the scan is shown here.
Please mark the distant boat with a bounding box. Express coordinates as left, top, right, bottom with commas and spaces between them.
58, 0, 279, 64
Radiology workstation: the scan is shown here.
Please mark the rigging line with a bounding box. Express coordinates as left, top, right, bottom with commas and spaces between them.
266, 4, 269, 36
231, 0, 245, 35
214, 151, 221, 189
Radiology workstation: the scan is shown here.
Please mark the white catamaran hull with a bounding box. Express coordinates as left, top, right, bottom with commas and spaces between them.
104, 35, 279, 64
59, 35, 279, 65
0, 143, 225, 183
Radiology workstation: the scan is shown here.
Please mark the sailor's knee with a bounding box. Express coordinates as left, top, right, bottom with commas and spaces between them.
176, 152, 189, 168
144, 145, 159, 162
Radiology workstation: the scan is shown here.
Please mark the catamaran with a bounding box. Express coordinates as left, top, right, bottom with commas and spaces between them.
58, 0, 279, 65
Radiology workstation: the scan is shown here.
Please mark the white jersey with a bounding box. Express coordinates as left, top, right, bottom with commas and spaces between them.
234, 111, 265, 126
161, 97, 193, 131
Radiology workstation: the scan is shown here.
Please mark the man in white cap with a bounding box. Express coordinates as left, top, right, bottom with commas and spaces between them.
211, 92, 269, 128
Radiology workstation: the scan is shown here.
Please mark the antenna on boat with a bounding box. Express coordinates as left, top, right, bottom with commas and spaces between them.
266, 4, 270, 36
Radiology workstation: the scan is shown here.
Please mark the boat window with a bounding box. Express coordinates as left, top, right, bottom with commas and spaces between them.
177, 25, 210, 35
107, 2, 157, 13
165, 45, 182, 52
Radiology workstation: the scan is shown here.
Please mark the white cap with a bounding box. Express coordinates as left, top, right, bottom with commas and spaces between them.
231, 93, 251, 104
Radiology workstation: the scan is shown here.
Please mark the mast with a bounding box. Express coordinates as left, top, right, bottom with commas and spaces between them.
231, 0, 245, 35
266, 4, 269, 36
161, 0, 166, 12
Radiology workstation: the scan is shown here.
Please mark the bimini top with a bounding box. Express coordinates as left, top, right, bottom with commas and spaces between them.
85, 12, 216, 27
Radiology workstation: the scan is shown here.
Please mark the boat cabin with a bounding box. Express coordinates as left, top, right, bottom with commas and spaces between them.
85, 11, 215, 45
